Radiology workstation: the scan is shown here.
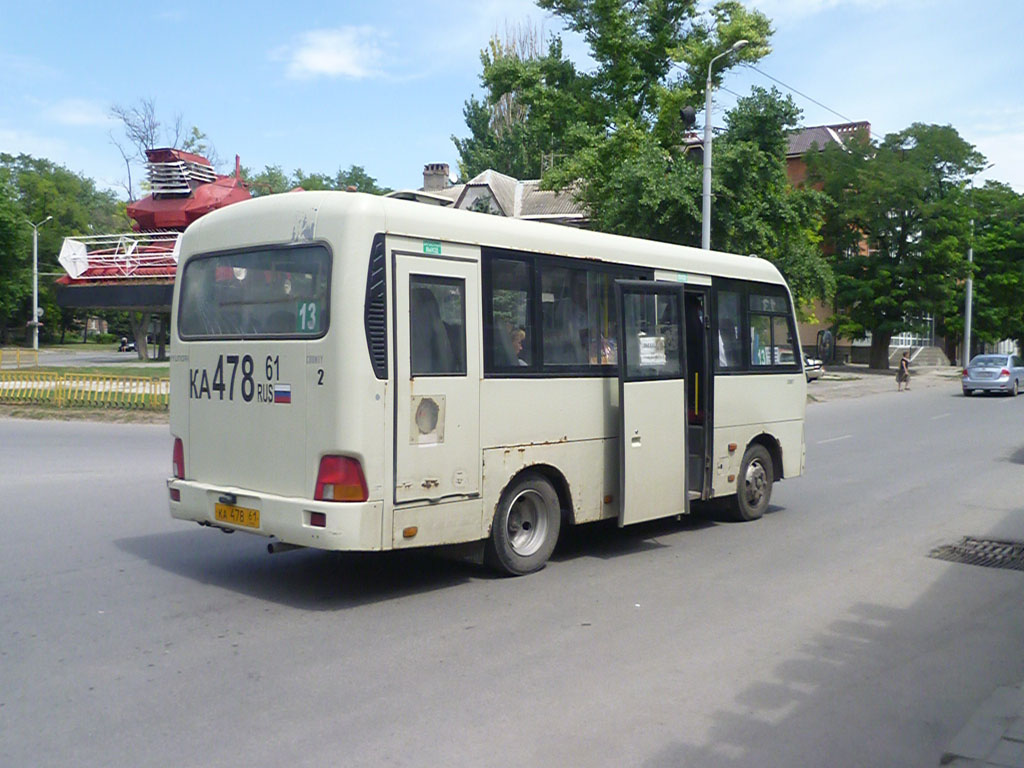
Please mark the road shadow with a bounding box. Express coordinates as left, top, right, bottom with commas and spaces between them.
636, 513, 1024, 768
118, 501, 770, 607
115, 529, 483, 610
552, 503, 782, 564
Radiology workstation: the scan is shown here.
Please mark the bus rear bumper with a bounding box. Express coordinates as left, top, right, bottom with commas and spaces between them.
167, 479, 383, 551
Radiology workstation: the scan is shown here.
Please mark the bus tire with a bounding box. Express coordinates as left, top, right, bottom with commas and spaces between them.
730, 444, 773, 522
485, 472, 561, 576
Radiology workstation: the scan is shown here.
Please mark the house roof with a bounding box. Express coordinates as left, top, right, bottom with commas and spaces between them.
787, 121, 870, 157
387, 168, 587, 225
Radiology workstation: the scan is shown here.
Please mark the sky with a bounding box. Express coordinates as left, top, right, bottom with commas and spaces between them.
1, 0, 1022, 199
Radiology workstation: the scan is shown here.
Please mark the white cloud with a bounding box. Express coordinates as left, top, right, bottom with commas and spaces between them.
44, 98, 115, 127
278, 26, 386, 80
0, 127, 68, 159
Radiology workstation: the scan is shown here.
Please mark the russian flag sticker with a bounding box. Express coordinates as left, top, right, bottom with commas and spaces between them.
274, 383, 292, 404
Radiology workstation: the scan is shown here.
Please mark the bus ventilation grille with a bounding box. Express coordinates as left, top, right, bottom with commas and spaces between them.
365, 234, 388, 379
928, 537, 1024, 572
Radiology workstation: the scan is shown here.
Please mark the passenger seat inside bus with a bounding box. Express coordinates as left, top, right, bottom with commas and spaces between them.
411, 287, 456, 374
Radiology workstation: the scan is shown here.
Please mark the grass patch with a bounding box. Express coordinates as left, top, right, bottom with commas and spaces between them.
0, 403, 168, 424
28, 365, 169, 378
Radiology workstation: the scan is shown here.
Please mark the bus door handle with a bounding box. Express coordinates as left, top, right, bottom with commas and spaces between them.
631, 432, 642, 448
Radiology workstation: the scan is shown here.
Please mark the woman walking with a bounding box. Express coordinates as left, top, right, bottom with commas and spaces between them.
897, 350, 911, 391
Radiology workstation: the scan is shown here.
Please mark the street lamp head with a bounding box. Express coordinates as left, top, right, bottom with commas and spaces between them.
730, 39, 750, 54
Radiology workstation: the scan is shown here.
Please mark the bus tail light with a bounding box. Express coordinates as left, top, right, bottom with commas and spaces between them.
315, 456, 368, 502
172, 438, 185, 479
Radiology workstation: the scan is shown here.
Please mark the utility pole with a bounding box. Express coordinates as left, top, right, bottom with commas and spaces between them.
701, 39, 748, 250
28, 215, 53, 351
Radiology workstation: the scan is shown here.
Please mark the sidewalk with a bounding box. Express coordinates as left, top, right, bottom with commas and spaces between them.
807, 362, 962, 403
942, 684, 1024, 766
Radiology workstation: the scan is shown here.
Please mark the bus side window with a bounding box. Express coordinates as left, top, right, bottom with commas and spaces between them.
410, 277, 466, 376
716, 290, 743, 369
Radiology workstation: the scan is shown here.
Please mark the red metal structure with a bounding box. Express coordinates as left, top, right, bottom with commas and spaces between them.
54, 148, 251, 356
57, 148, 250, 283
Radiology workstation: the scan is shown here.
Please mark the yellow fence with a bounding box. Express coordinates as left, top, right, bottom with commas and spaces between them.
0, 371, 169, 410
0, 349, 39, 369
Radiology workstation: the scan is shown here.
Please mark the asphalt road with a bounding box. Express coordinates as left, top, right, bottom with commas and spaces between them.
2, 380, 1023, 767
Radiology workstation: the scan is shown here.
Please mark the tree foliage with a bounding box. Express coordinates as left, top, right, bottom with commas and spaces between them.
713, 87, 832, 312
454, 2, 835, 308
0, 154, 126, 342
949, 182, 1024, 353
807, 123, 985, 367
242, 164, 391, 197
0, 170, 30, 340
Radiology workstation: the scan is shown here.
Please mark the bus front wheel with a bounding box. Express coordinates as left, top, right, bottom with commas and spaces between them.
485, 472, 561, 576
730, 444, 773, 522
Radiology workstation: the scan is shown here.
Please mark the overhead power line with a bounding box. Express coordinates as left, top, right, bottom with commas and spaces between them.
742, 63, 885, 142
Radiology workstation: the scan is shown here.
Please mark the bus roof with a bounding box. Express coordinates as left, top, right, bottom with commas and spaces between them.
185, 190, 788, 286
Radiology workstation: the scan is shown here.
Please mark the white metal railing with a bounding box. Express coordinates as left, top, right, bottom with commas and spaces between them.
146, 160, 216, 195
58, 231, 181, 279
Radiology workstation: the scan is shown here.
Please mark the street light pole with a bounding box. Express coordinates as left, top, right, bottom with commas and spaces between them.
964, 217, 974, 365
28, 215, 53, 351
963, 163, 993, 365
701, 39, 748, 251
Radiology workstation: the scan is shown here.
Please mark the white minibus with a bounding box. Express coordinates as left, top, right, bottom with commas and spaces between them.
168, 192, 805, 574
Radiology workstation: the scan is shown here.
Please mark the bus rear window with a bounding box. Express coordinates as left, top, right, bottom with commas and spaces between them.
178, 245, 331, 339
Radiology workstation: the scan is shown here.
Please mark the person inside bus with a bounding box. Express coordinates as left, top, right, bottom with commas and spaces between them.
510, 328, 529, 366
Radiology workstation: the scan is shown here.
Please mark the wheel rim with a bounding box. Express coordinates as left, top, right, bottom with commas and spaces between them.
744, 458, 769, 509
506, 489, 549, 557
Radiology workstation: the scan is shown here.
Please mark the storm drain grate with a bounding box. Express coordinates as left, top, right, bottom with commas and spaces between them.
929, 537, 1024, 571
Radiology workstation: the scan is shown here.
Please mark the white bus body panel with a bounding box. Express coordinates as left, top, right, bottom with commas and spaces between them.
169, 191, 806, 554
711, 373, 806, 493
169, 194, 389, 550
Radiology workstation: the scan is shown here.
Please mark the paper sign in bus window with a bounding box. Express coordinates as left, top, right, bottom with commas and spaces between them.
638, 335, 667, 366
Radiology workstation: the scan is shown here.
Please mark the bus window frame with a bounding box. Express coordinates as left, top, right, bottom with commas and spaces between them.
482, 246, 650, 379
176, 241, 333, 342
712, 277, 800, 375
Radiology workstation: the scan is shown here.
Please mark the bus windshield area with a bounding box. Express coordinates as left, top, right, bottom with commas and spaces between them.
178, 244, 331, 339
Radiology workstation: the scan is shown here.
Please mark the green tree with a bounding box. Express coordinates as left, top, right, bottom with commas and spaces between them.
455, 3, 839, 310
242, 164, 390, 197
0, 153, 126, 344
944, 182, 1024, 355
455, 0, 771, 179
714, 87, 832, 313
808, 123, 985, 368
334, 165, 391, 195
0, 170, 30, 343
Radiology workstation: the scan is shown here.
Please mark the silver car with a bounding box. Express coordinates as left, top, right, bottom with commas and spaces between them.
962, 353, 1024, 396
804, 354, 824, 382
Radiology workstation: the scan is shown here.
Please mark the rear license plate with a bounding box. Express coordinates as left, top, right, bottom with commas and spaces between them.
215, 502, 260, 529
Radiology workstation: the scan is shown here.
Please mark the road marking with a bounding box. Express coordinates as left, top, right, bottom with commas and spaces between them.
930, 412, 951, 420
818, 434, 852, 444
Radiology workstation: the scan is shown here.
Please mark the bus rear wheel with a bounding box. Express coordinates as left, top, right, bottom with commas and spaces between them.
730, 444, 773, 522
485, 472, 561, 576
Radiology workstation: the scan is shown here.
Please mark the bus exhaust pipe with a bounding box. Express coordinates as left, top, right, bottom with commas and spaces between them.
267, 541, 305, 555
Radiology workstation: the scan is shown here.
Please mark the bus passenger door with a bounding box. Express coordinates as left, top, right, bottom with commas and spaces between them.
615, 281, 688, 526
394, 253, 481, 504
